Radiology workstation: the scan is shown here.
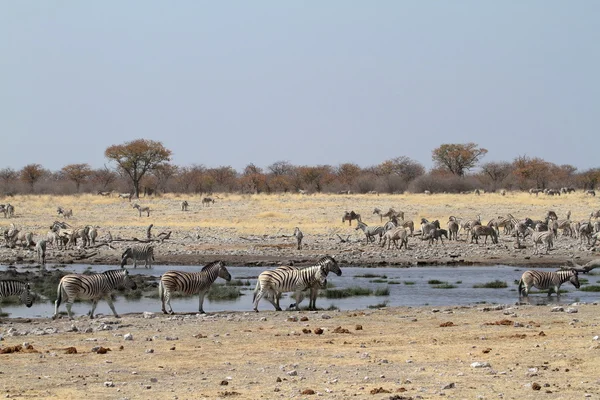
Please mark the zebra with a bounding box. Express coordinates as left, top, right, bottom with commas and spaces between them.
202, 197, 215, 206
57, 207, 73, 219
120, 244, 155, 268
53, 268, 137, 320
578, 222, 594, 248
460, 215, 481, 238
471, 225, 498, 244
373, 208, 403, 222
132, 203, 150, 217
518, 269, 580, 297
159, 260, 231, 314
87, 226, 98, 246
420, 218, 440, 238
423, 228, 448, 245
181, 200, 189, 211
355, 220, 384, 244
36, 239, 47, 264
586, 190, 596, 197
118, 193, 132, 201
381, 226, 409, 250
5, 203, 14, 218
269, 257, 342, 310
0, 280, 34, 313
447, 219, 459, 240
293, 227, 304, 250
253, 257, 335, 312
591, 210, 600, 219
389, 216, 415, 236
527, 228, 553, 254
67, 226, 90, 249
0, 204, 5, 217
529, 188, 542, 196
342, 210, 361, 226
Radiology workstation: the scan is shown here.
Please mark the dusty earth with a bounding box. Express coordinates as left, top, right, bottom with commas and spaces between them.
1, 192, 600, 399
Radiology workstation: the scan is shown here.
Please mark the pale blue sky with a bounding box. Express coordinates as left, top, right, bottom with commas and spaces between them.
1, 2, 598, 173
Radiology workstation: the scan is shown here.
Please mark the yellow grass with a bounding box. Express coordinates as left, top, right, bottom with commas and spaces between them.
1, 191, 597, 237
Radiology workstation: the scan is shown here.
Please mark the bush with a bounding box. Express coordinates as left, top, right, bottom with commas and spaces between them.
473, 280, 508, 289
580, 285, 600, 292
325, 287, 373, 298
207, 285, 242, 300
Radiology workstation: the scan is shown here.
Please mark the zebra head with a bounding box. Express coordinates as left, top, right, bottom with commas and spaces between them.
318, 255, 342, 276
116, 268, 138, 290
568, 270, 581, 289
21, 282, 34, 308
120, 248, 132, 267
216, 261, 232, 282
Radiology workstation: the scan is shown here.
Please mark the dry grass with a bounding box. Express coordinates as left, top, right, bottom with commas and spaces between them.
1, 191, 597, 238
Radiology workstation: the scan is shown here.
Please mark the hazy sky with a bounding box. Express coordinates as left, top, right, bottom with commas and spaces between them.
2, 2, 598, 173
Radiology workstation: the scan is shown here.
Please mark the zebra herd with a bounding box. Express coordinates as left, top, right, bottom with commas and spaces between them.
0, 255, 344, 319
345, 208, 600, 255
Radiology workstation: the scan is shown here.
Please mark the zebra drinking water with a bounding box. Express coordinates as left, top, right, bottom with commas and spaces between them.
518, 269, 580, 297
355, 220, 384, 244
53, 268, 137, 320
0, 280, 34, 313
159, 260, 231, 314
253, 256, 339, 312
120, 244, 155, 268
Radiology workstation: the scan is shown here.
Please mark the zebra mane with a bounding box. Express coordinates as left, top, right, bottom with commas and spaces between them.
103, 269, 128, 277
316, 255, 341, 276
201, 260, 223, 271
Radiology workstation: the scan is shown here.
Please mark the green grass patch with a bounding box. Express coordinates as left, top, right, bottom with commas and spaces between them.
207, 285, 242, 300
374, 287, 390, 296
403, 281, 415, 285
428, 279, 445, 285
473, 280, 508, 289
387, 280, 401, 284
226, 279, 251, 287
370, 279, 388, 283
433, 283, 457, 289
455, 281, 462, 284
325, 287, 373, 298
580, 285, 600, 292
355, 274, 388, 279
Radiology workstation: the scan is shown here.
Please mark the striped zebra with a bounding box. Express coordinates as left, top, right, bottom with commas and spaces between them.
57, 207, 73, 219
5, 204, 14, 218
253, 256, 339, 312
471, 225, 498, 244
87, 226, 98, 246
420, 218, 441, 238
381, 226, 409, 250
355, 220, 384, 244
518, 269, 580, 297
53, 268, 137, 320
181, 200, 189, 211
0, 280, 34, 313
447, 219, 459, 240
202, 197, 215, 206
342, 210, 361, 226
67, 226, 90, 249
460, 215, 481, 238
0, 204, 6, 218
132, 203, 150, 217
120, 244, 155, 268
527, 228, 553, 255
36, 239, 47, 264
293, 227, 304, 250
159, 260, 231, 314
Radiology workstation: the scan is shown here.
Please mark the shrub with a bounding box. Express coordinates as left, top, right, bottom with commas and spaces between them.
473, 280, 508, 289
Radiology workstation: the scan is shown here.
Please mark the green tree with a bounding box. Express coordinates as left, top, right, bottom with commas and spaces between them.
105, 139, 172, 198
432, 143, 488, 177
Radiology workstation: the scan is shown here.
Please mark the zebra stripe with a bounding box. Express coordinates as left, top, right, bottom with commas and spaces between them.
159, 260, 231, 314
253, 256, 340, 311
132, 203, 150, 217
53, 269, 137, 320
355, 220, 384, 244
527, 228, 553, 254
518, 269, 580, 297
0, 280, 34, 313
120, 244, 155, 268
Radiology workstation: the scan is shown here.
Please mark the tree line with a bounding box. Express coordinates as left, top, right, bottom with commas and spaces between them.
1, 140, 599, 197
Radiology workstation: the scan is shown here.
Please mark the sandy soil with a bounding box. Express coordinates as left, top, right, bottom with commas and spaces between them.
1, 193, 600, 399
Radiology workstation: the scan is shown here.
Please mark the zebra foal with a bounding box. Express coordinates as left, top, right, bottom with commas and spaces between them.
0, 280, 34, 313
355, 220, 384, 244
120, 244, 155, 268
518, 269, 580, 297
159, 260, 231, 314
53, 269, 137, 319
253, 256, 335, 312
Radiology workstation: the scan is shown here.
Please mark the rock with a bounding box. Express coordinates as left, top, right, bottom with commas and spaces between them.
532, 382, 541, 390
471, 362, 490, 368
566, 308, 578, 314
124, 333, 133, 341
143, 312, 155, 319
104, 381, 114, 387
551, 307, 564, 312
301, 389, 315, 395
287, 370, 297, 376
442, 382, 455, 390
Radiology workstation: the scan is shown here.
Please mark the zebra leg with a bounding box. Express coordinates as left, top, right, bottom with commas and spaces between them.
198, 290, 207, 313
89, 299, 99, 319
253, 289, 265, 312
66, 301, 75, 320
105, 296, 120, 318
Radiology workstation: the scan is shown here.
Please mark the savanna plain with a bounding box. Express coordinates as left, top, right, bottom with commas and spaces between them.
1, 192, 600, 399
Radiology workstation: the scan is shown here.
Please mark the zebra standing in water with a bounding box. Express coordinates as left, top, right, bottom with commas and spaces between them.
159, 260, 231, 314
120, 244, 155, 268
355, 220, 384, 244
53, 269, 137, 320
518, 269, 580, 297
257, 256, 342, 311
253, 256, 337, 312
0, 280, 34, 313
293, 227, 304, 250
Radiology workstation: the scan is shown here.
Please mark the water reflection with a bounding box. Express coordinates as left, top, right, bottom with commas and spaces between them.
1, 264, 598, 318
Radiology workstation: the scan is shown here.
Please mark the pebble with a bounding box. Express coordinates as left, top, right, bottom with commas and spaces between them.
124, 333, 133, 341
471, 362, 490, 368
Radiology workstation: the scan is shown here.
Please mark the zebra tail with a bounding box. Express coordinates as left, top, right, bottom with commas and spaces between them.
158, 279, 165, 303
55, 281, 63, 308
252, 280, 261, 303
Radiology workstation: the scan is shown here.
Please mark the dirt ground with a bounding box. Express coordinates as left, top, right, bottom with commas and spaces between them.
1, 192, 600, 399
